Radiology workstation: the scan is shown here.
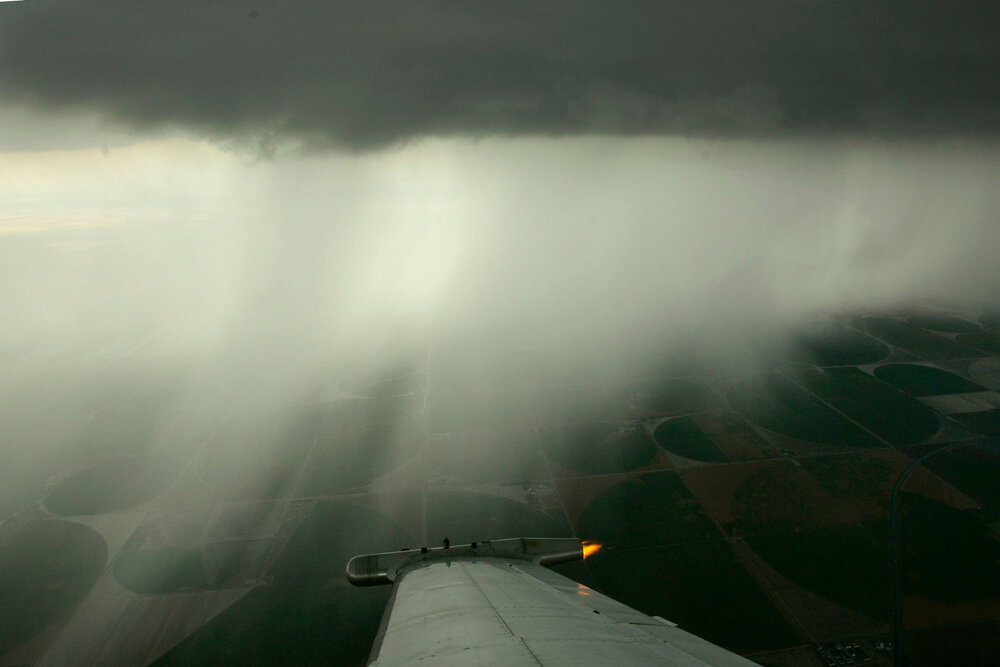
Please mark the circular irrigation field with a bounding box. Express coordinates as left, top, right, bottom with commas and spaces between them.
873, 364, 984, 396
155, 500, 412, 666
728, 369, 939, 448
907, 313, 982, 334
0, 519, 106, 655
542, 421, 656, 474
577, 471, 718, 548
785, 321, 890, 367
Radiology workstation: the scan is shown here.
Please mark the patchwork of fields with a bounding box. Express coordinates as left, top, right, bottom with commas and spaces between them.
3, 305, 1000, 666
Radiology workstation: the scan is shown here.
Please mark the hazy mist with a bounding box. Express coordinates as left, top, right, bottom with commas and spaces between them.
3, 136, 999, 477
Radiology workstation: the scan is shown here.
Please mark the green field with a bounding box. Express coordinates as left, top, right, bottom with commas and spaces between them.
899, 493, 1000, 603
577, 471, 719, 548
873, 364, 985, 396
730, 461, 825, 533
542, 421, 656, 474
980, 310, 1000, 329
586, 541, 802, 651
786, 321, 890, 366
798, 367, 940, 445
799, 453, 895, 508
957, 330, 1000, 355
861, 317, 974, 359
907, 313, 982, 334
922, 444, 1000, 508
728, 372, 882, 448
155, 500, 411, 667
0, 519, 107, 655
747, 520, 890, 620
952, 409, 1000, 437
653, 417, 728, 462
154, 492, 565, 663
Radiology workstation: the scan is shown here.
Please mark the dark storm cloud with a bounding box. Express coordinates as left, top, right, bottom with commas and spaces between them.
1, 0, 998, 148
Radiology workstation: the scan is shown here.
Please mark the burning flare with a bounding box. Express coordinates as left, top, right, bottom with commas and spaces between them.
582, 541, 603, 559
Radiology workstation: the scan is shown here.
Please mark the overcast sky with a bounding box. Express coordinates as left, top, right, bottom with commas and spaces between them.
1, 0, 999, 150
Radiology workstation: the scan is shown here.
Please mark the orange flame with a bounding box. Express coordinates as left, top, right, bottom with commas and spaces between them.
582, 541, 603, 559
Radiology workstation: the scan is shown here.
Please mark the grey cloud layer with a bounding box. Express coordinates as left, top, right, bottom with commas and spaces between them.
1, 0, 998, 148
